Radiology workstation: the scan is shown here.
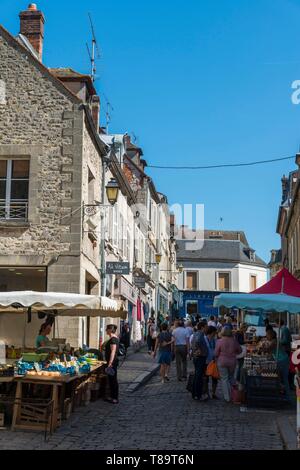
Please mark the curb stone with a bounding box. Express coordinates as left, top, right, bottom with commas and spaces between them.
276, 415, 297, 450
126, 364, 160, 393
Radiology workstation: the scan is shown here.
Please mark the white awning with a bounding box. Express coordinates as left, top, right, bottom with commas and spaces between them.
0, 291, 127, 319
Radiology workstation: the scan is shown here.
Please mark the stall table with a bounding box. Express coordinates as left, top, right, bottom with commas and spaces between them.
10, 363, 106, 434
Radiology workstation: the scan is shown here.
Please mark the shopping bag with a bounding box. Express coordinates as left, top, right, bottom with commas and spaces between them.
206, 360, 220, 380
231, 384, 245, 404
186, 372, 194, 393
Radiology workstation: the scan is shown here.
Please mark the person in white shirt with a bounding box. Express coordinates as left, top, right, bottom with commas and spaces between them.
208, 315, 217, 328
172, 319, 190, 381
185, 320, 194, 339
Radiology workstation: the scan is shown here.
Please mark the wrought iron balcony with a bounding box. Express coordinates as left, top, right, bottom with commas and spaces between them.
0, 201, 29, 220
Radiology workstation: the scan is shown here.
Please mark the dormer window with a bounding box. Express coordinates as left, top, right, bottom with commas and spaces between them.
244, 247, 256, 262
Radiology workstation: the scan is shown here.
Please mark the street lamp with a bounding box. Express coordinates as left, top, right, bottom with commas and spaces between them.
177, 264, 184, 273
106, 178, 119, 206
155, 253, 162, 264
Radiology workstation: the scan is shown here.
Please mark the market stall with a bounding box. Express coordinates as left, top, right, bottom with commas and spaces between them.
214, 268, 300, 447
0, 291, 127, 435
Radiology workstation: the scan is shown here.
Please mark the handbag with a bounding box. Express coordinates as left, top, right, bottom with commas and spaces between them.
231, 384, 245, 404
105, 367, 116, 376
206, 360, 220, 380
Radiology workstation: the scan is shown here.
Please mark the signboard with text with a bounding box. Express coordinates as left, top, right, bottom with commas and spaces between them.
134, 277, 146, 289
106, 262, 130, 275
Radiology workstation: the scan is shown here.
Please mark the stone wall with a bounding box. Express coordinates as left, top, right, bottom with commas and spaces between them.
0, 30, 81, 262
0, 29, 104, 348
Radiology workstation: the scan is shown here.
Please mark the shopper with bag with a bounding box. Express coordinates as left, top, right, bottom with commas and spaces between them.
191, 321, 209, 401
215, 327, 242, 403
203, 326, 219, 399
105, 324, 120, 404
147, 318, 157, 354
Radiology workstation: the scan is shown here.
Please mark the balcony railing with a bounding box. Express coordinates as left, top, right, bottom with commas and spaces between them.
0, 201, 29, 221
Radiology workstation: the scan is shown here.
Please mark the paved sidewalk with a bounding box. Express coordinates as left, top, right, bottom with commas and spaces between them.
0, 354, 289, 450
276, 412, 298, 450
0, 347, 159, 450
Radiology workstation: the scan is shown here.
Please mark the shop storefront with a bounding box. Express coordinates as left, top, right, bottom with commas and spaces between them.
0, 267, 47, 348
114, 276, 137, 341
179, 290, 220, 319
158, 284, 169, 319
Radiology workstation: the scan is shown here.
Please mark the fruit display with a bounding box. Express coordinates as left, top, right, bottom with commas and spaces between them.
26, 370, 61, 377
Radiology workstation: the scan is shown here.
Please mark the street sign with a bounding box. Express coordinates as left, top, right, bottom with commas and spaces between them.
106, 262, 130, 275
134, 277, 146, 288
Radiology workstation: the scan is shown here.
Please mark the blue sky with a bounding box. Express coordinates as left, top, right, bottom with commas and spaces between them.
2, 0, 300, 262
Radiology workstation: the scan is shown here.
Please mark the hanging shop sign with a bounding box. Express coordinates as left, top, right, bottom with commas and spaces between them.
106, 262, 130, 275
134, 277, 146, 289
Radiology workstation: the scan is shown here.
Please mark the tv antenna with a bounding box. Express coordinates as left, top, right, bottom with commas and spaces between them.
86, 13, 101, 82
132, 132, 139, 143
103, 94, 114, 134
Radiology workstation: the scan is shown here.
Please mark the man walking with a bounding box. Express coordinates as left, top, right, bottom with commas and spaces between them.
172, 319, 189, 381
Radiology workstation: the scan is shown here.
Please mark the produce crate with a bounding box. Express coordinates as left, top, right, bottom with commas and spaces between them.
246, 395, 283, 409
246, 375, 283, 409
21, 353, 48, 362
246, 375, 281, 390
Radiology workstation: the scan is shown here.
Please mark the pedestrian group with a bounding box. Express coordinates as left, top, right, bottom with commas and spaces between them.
148, 314, 294, 404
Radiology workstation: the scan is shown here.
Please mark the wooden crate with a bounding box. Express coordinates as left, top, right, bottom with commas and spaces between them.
15, 399, 54, 432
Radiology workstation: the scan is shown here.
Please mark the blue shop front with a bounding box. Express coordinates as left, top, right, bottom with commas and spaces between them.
178, 291, 221, 319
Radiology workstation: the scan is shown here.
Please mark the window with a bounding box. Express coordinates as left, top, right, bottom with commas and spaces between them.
126, 227, 131, 262
250, 275, 257, 291
217, 272, 230, 291
186, 301, 198, 316
186, 271, 198, 290
0, 159, 29, 220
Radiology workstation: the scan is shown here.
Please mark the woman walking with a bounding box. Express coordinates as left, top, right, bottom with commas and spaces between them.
105, 324, 120, 404
203, 326, 218, 398
215, 327, 242, 403
153, 323, 174, 383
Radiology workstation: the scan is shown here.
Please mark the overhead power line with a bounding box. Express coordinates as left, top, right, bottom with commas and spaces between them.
147, 155, 295, 170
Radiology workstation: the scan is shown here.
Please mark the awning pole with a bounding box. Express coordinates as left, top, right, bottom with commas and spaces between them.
22, 310, 27, 350
277, 312, 282, 359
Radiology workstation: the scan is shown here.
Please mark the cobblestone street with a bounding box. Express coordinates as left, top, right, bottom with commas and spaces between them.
0, 351, 287, 450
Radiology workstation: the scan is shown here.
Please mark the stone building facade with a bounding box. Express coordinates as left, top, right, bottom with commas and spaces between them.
0, 6, 107, 348
276, 156, 300, 331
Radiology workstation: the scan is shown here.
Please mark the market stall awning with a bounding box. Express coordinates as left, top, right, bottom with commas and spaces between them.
0, 291, 127, 319
213, 268, 300, 314
252, 268, 300, 297
213, 292, 300, 314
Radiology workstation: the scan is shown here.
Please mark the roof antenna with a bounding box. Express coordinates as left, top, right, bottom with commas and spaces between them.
103, 94, 114, 134
87, 13, 101, 82
132, 132, 139, 143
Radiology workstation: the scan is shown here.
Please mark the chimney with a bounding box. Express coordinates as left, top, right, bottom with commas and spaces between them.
281, 175, 289, 204
19, 4, 45, 62
91, 95, 100, 132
